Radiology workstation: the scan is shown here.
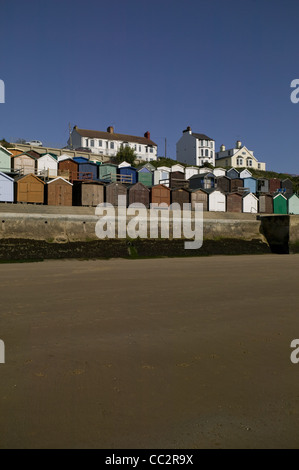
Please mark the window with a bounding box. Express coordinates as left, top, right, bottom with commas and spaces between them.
139, 145, 141, 152
258, 163, 261, 169
201, 149, 204, 156
205, 149, 209, 156
85, 139, 88, 146
210, 151, 213, 158
98, 140, 102, 147
242, 151, 246, 155
134, 145, 137, 150
210, 141, 213, 148
110, 142, 114, 149
247, 159, 252, 167
150, 147, 153, 153
228, 150, 231, 156
90, 139, 94, 147
199, 140, 202, 146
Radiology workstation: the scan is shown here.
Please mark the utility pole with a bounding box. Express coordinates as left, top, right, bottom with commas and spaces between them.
69, 123, 73, 149
165, 138, 167, 158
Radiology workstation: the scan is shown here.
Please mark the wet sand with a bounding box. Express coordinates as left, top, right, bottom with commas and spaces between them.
0, 254, 299, 449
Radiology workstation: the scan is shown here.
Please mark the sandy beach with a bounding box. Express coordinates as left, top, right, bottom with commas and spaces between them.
0, 254, 299, 449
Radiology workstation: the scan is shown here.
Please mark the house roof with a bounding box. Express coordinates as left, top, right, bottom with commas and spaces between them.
47, 177, 73, 186
0, 171, 14, 182
192, 133, 214, 141
74, 127, 157, 146
190, 172, 215, 179
0, 145, 12, 155
15, 174, 45, 184
13, 152, 37, 160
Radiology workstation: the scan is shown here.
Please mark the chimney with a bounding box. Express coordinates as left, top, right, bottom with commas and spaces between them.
236, 140, 242, 149
183, 126, 192, 134
74, 125, 78, 130
220, 144, 225, 152
144, 131, 150, 140
107, 126, 114, 134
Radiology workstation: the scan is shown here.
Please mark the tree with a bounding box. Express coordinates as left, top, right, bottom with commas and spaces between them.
0, 138, 12, 149
115, 144, 137, 165
16, 138, 27, 144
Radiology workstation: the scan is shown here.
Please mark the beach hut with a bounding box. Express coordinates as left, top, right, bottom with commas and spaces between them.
213, 168, 226, 177
27, 149, 43, 159
189, 172, 215, 190
37, 153, 58, 178
118, 165, 137, 184
171, 164, 185, 173
8, 147, 23, 157
273, 193, 288, 214
155, 167, 170, 186
199, 167, 213, 175
243, 193, 258, 213
58, 158, 79, 182
46, 177, 73, 206
226, 168, 239, 179
98, 163, 117, 182
185, 167, 199, 179
73, 157, 98, 181
0, 172, 14, 202
281, 178, 293, 197
151, 184, 171, 206
216, 176, 230, 193
171, 187, 190, 209
269, 178, 281, 194
257, 178, 269, 193
12, 152, 36, 175
169, 171, 186, 189
239, 169, 252, 179
73, 181, 105, 206
0, 146, 12, 173
242, 177, 257, 194
230, 178, 244, 192
142, 162, 155, 172
137, 167, 153, 187
127, 182, 150, 208
259, 194, 273, 214
288, 194, 299, 214
191, 188, 208, 211
15, 174, 45, 203
208, 189, 226, 212
226, 192, 243, 213
105, 182, 127, 206
118, 161, 131, 168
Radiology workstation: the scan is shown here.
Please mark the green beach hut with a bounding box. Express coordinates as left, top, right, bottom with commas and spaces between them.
98, 163, 117, 182
0, 145, 12, 173
273, 194, 288, 214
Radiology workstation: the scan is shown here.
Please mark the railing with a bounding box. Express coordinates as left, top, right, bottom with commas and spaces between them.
100, 173, 133, 184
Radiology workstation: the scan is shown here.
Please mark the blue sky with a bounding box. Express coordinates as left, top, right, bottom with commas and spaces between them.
1, 0, 299, 174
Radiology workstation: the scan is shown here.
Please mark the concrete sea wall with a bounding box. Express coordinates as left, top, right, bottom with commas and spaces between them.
0, 204, 298, 259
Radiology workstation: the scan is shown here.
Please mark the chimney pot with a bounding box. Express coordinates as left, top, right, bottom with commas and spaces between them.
144, 131, 150, 140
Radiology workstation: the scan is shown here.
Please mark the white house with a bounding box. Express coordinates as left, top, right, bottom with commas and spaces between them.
37, 153, 58, 178
243, 193, 259, 213
176, 126, 215, 167
215, 141, 266, 170
68, 125, 158, 161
